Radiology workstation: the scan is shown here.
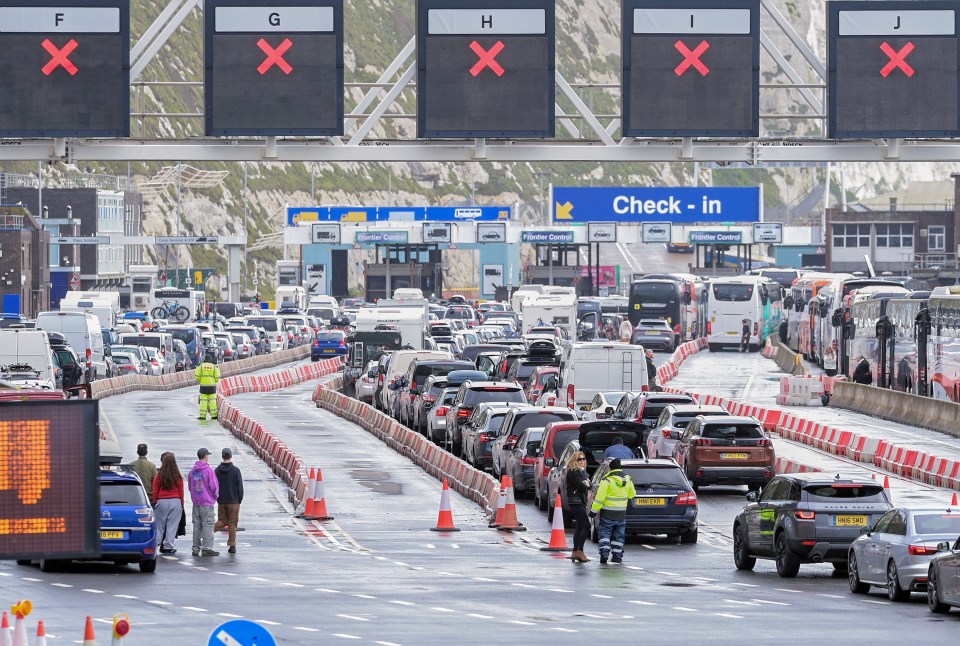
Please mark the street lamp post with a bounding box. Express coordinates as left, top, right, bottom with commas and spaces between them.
533, 171, 553, 224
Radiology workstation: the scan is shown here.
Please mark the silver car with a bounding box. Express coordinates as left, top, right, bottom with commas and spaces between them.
849, 507, 960, 601
355, 361, 378, 404
631, 319, 677, 352
646, 404, 728, 459
429, 387, 459, 446
141, 346, 165, 376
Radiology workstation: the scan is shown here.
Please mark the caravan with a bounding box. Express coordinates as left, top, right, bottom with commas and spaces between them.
556, 341, 649, 410
355, 305, 427, 349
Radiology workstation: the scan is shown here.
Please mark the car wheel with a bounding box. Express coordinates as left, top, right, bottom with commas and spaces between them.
848, 552, 870, 593
928, 568, 951, 613
708, 343, 719, 353
887, 561, 910, 602
590, 522, 599, 544
547, 502, 554, 524
139, 558, 158, 573
537, 489, 548, 512
15, 559, 31, 566
733, 524, 755, 571
40, 559, 64, 573
774, 532, 801, 578
679, 527, 698, 544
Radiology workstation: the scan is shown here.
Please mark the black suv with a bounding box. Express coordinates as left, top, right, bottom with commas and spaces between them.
444, 380, 526, 456
397, 359, 474, 427
733, 473, 892, 577
506, 340, 560, 389
48, 332, 87, 392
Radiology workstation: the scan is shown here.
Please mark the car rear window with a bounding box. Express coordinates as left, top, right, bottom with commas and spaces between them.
550, 429, 580, 456
487, 413, 508, 432
464, 388, 526, 406
100, 480, 148, 505
511, 413, 572, 435
165, 328, 197, 344
441, 390, 458, 405
247, 317, 280, 332
623, 466, 688, 487
913, 514, 960, 534
524, 432, 544, 455
122, 335, 161, 349
316, 332, 344, 342
701, 424, 764, 439
712, 284, 755, 302
804, 484, 886, 500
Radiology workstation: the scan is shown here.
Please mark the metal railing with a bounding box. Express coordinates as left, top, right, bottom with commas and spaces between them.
912, 253, 959, 271
0, 172, 137, 193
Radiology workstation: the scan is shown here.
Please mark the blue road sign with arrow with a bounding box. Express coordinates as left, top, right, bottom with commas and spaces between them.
208, 620, 277, 646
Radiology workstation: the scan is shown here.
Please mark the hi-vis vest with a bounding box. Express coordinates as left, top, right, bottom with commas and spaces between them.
591, 470, 636, 516
195, 362, 220, 386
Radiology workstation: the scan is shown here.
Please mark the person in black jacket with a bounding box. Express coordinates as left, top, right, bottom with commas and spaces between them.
566, 450, 593, 563
214, 448, 244, 554
852, 356, 873, 385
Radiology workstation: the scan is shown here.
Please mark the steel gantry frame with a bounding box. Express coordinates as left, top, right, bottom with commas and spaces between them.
6, 0, 960, 163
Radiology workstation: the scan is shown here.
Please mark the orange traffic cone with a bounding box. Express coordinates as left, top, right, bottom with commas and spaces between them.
883, 476, 890, 489
301, 467, 317, 518
951, 492, 958, 507
304, 468, 333, 521
488, 477, 507, 528
430, 478, 460, 532
34, 621, 46, 646
540, 495, 570, 551
496, 475, 526, 532
2, 611, 10, 646
82, 616, 95, 646
11, 601, 30, 646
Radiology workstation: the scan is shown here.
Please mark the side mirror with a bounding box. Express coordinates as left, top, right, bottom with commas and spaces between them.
937, 541, 951, 552
670, 430, 682, 440
579, 405, 590, 412
745, 491, 758, 502
605, 406, 615, 415
860, 526, 872, 535
504, 442, 516, 451
104, 346, 112, 357
544, 458, 556, 467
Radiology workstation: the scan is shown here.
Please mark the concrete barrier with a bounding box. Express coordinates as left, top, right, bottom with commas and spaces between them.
830, 381, 960, 440
768, 339, 807, 376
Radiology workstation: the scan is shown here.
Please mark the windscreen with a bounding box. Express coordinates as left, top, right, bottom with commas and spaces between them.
524, 432, 545, 455
712, 284, 755, 302
487, 413, 508, 432
631, 282, 677, 303
913, 514, 960, 535
623, 466, 688, 487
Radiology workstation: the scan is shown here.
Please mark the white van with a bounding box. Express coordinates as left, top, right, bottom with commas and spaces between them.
379, 349, 452, 411
0, 329, 58, 388
556, 341, 648, 410
35, 311, 107, 380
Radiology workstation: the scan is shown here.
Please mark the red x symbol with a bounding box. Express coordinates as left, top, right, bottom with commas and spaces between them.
41, 38, 78, 76
469, 40, 505, 77
674, 40, 710, 77
880, 41, 915, 78
257, 38, 293, 75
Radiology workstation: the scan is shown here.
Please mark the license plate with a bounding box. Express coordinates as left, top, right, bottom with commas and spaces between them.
634, 497, 666, 506
726, 331, 739, 336
833, 515, 868, 527
323, 349, 336, 353
646, 331, 661, 335
720, 452, 749, 460
100, 530, 125, 539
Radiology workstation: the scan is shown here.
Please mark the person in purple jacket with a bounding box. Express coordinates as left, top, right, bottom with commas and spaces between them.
189, 448, 221, 556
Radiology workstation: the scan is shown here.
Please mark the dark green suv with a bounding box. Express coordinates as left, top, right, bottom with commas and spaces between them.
733, 473, 891, 577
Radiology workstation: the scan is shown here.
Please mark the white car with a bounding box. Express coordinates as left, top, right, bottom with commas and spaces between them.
429, 388, 459, 445
580, 391, 630, 422
355, 361, 378, 404
141, 346, 165, 376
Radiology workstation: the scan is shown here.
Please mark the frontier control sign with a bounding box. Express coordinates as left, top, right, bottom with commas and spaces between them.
689, 230, 742, 244
553, 186, 761, 223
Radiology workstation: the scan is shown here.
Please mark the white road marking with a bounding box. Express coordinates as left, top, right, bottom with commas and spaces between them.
389, 600, 415, 606
147, 600, 171, 605
374, 642, 402, 646
552, 628, 578, 633
628, 600, 657, 606
214, 572, 237, 576
409, 566, 425, 571
509, 620, 536, 626
22, 577, 42, 582
353, 594, 377, 599
751, 599, 790, 606
625, 566, 645, 571
512, 583, 536, 589
113, 594, 137, 599
724, 599, 760, 606
774, 588, 802, 594
431, 607, 455, 613
673, 607, 697, 612
182, 607, 208, 612
81, 589, 105, 594
656, 571, 680, 576
426, 544, 436, 549
818, 594, 845, 599
315, 588, 341, 593
451, 544, 460, 549
281, 582, 304, 588
217, 613, 243, 618
473, 577, 497, 582
548, 588, 574, 593
247, 577, 270, 582
590, 594, 613, 599
254, 619, 282, 626
337, 615, 371, 622
692, 577, 718, 582
392, 562, 409, 567
332, 634, 361, 640
294, 627, 320, 632
467, 613, 494, 619
715, 613, 744, 619
0, 573, 11, 577
51, 583, 73, 588
194, 567, 209, 571
730, 582, 757, 587
640, 544, 656, 551
863, 600, 890, 605
437, 572, 462, 577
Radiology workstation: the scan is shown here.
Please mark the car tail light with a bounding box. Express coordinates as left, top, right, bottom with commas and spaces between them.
457, 408, 471, 418
693, 438, 711, 446
423, 394, 437, 404
756, 438, 770, 446
763, 467, 773, 478
521, 456, 537, 465
277, 334, 283, 342
908, 544, 940, 556
478, 433, 491, 443
484, 386, 509, 391
674, 323, 681, 335
313, 340, 319, 347
662, 429, 673, 439
795, 510, 815, 520
706, 321, 712, 335
85, 347, 92, 368
675, 492, 697, 505
435, 406, 449, 417
566, 384, 575, 410
378, 374, 383, 384
135, 507, 155, 524
340, 340, 346, 347
753, 322, 759, 336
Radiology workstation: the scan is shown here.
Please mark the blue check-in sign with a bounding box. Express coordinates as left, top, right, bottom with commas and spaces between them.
553, 186, 760, 223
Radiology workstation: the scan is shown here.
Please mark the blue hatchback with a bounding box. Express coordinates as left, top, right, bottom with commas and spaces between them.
311, 330, 348, 361
95, 467, 159, 572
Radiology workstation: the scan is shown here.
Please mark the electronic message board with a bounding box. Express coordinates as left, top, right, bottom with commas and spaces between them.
0, 400, 99, 561
622, 0, 759, 137
417, 0, 555, 138
0, 0, 129, 136
205, 0, 344, 136
829, 1, 960, 137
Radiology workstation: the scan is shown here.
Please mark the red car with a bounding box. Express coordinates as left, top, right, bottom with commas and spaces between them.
525, 365, 559, 404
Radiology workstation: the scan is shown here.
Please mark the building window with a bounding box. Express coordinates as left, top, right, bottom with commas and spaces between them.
832, 223, 870, 248
875, 223, 914, 248
928, 225, 946, 252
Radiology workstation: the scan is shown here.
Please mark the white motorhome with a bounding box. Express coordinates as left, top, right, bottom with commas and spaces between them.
392, 288, 424, 300
150, 287, 205, 323
511, 284, 546, 314
355, 306, 427, 349
276, 286, 307, 311
556, 341, 648, 410
60, 296, 117, 329
521, 291, 578, 340
0, 329, 58, 387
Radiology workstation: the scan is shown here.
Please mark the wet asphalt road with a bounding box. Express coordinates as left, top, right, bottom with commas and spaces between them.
5, 356, 960, 644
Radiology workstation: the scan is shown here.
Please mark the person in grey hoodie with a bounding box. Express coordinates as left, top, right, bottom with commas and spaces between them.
189, 448, 220, 556
214, 447, 244, 554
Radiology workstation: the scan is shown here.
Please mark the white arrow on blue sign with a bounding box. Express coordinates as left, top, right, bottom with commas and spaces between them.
208, 620, 277, 646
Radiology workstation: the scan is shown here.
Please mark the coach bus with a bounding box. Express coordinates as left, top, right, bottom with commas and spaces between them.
628, 274, 705, 343
706, 275, 783, 352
